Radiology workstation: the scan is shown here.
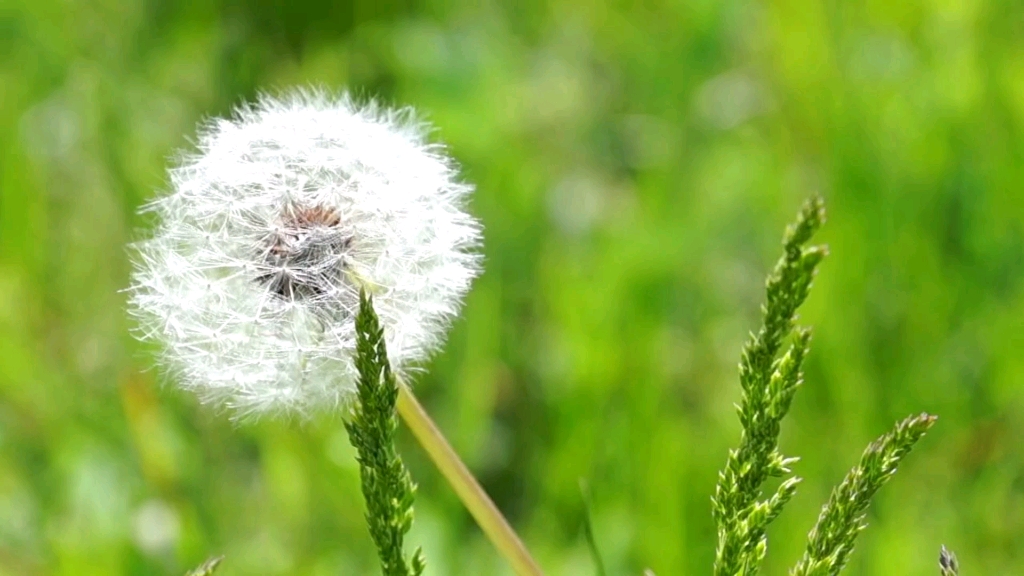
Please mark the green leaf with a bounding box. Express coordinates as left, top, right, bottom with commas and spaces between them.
579, 479, 608, 576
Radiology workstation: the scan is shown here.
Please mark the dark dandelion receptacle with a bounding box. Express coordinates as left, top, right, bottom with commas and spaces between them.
255, 204, 354, 301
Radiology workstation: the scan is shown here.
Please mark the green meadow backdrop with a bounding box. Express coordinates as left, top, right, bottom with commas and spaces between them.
1, 0, 1022, 574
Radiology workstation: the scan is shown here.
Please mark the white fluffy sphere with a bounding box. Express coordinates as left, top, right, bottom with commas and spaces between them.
128, 91, 481, 417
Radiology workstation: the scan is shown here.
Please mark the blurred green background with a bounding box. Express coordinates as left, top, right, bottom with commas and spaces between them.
2, 0, 1023, 574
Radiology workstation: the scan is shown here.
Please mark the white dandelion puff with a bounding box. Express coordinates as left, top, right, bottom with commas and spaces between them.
128, 90, 482, 418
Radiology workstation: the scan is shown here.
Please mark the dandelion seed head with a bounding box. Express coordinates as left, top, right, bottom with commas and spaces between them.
128, 90, 481, 418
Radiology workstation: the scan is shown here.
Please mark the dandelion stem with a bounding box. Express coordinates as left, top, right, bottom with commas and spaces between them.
395, 381, 544, 576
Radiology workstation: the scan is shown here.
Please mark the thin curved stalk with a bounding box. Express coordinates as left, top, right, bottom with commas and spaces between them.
395, 381, 544, 576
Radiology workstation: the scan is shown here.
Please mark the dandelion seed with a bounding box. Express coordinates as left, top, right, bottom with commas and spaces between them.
127, 90, 481, 418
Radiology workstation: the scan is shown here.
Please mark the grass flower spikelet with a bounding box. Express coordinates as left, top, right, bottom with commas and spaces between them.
347, 291, 425, 576
712, 197, 827, 576
790, 413, 937, 576
939, 546, 960, 576
711, 196, 937, 575
128, 90, 482, 418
